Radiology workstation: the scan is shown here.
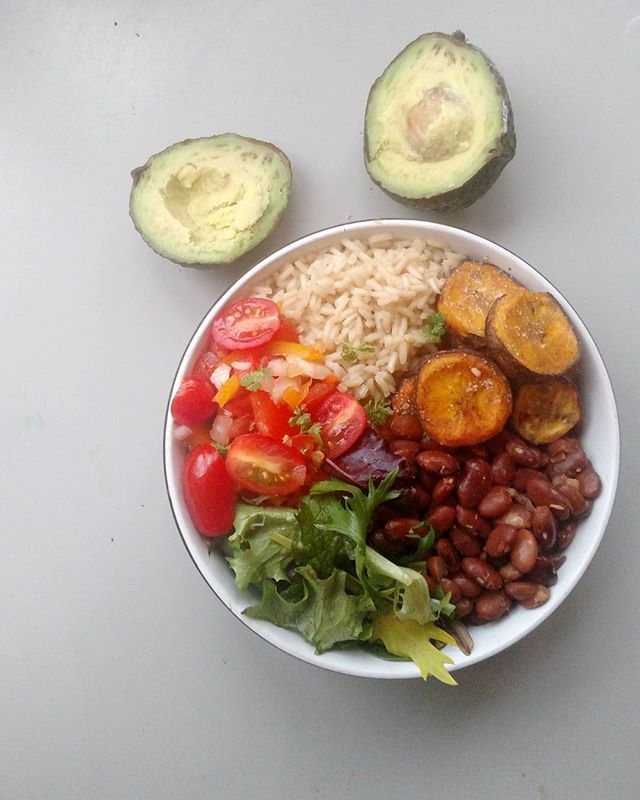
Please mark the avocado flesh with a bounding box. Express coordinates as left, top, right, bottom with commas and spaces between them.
130, 134, 291, 266
365, 32, 514, 209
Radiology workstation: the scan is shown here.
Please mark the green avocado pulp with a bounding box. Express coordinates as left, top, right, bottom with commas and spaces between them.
130, 134, 291, 265
365, 33, 511, 202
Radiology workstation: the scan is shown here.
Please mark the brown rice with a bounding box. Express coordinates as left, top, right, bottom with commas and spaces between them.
253, 234, 466, 401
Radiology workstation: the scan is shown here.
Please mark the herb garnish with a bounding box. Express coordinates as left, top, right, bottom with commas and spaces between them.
240, 367, 271, 391
363, 399, 392, 426
288, 407, 322, 444
340, 342, 376, 363
422, 312, 447, 343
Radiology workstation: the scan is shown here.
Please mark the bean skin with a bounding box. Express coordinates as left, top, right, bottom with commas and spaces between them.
485, 523, 518, 558
383, 517, 421, 540
478, 486, 513, 519
450, 526, 483, 557
491, 452, 516, 485
496, 505, 533, 530
500, 563, 522, 582
426, 555, 448, 582
461, 557, 503, 590
475, 590, 510, 621
450, 572, 482, 598
505, 437, 548, 468
439, 577, 462, 603
455, 598, 474, 617
526, 556, 558, 587
505, 581, 539, 601
389, 414, 423, 441
510, 530, 539, 574
435, 538, 460, 573
455, 506, 492, 537
457, 459, 492, 508
432, 476, 458, 503
556, 483, 588, 516
532, 505, 557, 551
520, 585, 551, 609
555, 520, 578, 551
389, 439, 421, 462
579, 467, 602, 499
425, 505, 457, 536
417, 450, 460, 476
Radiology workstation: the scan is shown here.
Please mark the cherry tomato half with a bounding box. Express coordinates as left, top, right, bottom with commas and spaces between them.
303, 379, 339, 414
183, 444, 235, 536
314, 392, 366, 459
171, 376, 218, 426
212, 298, 281, 351
226, 434, 307, 496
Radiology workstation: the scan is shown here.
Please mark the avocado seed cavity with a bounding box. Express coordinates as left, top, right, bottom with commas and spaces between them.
405, 84, 474, 162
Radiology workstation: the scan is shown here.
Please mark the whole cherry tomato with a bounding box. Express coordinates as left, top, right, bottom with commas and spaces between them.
182, 444, 235, 536
171, 376, 217, 426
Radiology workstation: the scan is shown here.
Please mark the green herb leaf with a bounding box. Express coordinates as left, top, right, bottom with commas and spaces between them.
240, 367, 271, 392
422, 312, 447, 343
288, 407, 323, 444
340, 342, 376, 363
396, 524, 436, 566
213, 441, 228, 457
363, 399, 392, 427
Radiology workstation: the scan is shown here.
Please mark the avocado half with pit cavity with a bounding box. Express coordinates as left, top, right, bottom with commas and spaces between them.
129, 134, 292, 266
364, 31, 515, 212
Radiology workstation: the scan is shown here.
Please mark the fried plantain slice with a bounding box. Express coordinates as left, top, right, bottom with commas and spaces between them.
415, 350, 512, 447
437, 261, 520, 346
512, 379, 581, 444
486, 288, 580, 380
392, 375, 417, 415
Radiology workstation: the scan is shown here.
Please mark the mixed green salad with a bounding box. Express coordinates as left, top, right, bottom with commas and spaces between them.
221, 469, 458, 684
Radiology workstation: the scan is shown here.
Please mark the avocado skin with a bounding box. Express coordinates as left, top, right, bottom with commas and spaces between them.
129, 134, 292, 268
363, 31, 516, 213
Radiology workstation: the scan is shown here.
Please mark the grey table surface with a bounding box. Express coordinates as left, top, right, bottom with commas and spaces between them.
2, 1, 639, 798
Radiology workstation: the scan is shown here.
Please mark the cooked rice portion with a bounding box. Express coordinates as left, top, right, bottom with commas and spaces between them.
253, 234, 466, 400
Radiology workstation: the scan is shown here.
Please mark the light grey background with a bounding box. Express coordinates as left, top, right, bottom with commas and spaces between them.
2, 1, 639, 798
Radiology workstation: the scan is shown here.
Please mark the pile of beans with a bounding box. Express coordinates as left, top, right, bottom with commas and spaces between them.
370, 413, 602, 625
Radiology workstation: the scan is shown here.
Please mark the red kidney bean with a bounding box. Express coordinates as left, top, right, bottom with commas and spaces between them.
475, 590, 510, 621
485, 523, 518, 558
457, 459, 492, 508
455, 506, 491, 537
389, 414, 422, 441
520, 585, 551, 609
409, 485, 431, 512
500, 563, 522, 582
389, 439, 421, 462
510, 530, 539, 573
478, 486, 513, 518
525, 475, 556, 506
439, 577, 462, 603
450, 526, 483, 556
532, 505, 557, 551
547, 553, 567, 569
547, 436, 582, 459
435, 538, 460, 573
555, 520, 578, 551
383, 517, 422, 540
496, 505, 533, 530
455, 598, 474, 617
546, 448, 588, 479
491, 451, 516, 485
557, 483, 588, 516
504, 580, 539, 601
417, 450, 460, 476
432, 476, 458, 503
450, 571, 482, 598
546, 488, 572, 521
425, 505, 457, 536
513, 468, 545, 492
579, 467, 602, 499
468, 443, 490, 460
461, 557, 503, 590
427, 555, 448, 582
423, 574, 437, 593
505, 437, 548, 468
526, 556, 558, 587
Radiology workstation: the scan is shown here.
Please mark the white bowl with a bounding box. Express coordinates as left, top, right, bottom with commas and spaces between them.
164, 219, 620, 679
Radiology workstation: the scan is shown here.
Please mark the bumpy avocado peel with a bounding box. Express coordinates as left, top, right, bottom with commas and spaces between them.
364, 30, 516, 212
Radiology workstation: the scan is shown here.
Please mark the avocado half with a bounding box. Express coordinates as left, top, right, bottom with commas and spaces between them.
364, 31, 515, 212
129, 134, 292, 267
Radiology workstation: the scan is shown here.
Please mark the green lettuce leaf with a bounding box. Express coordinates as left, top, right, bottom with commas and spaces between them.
226, 504, 298, 591
295, 495, 355, 578
372, 613, 458, 685
244, 566, 375, 653
364, 546, 434, 625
